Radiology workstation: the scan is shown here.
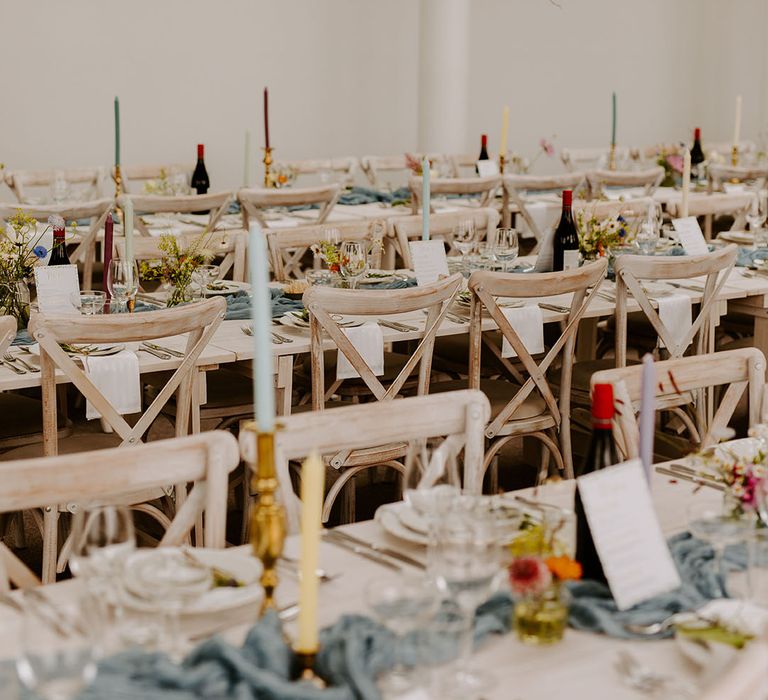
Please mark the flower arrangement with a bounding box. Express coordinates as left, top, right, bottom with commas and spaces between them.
138, 231, 214, 307
575, 210, 636, 258
654, 146, 685, 187
508, 135, 558, 174
310, 241, 342, 273
268, 164, 297, 188
143, 168, 190, 196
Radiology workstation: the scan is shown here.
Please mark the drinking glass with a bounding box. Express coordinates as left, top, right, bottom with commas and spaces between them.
50, 171, 71, 204
494, 228, 519, 273
16, 591, 98, 700
71, 290, 106, 315
191, 264, 219, 300
339, 240, 368, 289
365, 575, 439, 697
106, 260, 139, 313
635, 221, 658, 255
453, 220, 477, 274
323, 227, 341, 246
403, 438, 461, 521
431, 502, 502, 698
748, 191, 768, 247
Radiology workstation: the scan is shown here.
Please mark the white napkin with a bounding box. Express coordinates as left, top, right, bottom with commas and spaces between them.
83, 350, 142, 420
336, 322, 385, 380
656, 293, 692, 351
501, 305, 545, 358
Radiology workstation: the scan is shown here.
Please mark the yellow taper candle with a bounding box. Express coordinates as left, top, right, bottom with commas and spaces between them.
499, 105, 510, 160
295, 451, 325, 653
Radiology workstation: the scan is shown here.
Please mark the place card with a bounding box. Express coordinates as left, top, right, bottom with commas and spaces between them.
476, 159, 499, 177
576, 459, 681, 610
409, 240, 449, 286
533, 229, 555, 272
34, 264, 80, 316
672, 216, 709, 256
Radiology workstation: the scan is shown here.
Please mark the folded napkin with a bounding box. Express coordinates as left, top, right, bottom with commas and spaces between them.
218, 289, 305, 321
337, 186, 411, 206
363, 277, 417, 290
11, 329, 34, 346
656, 293, 692, 351
336, 322, 384, 381
83, 350, 141, 421
500, 305, 545, 358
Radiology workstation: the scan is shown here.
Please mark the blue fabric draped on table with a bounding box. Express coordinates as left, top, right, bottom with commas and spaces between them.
41, 596, 513, 700
337, 187, 411, 206
568, 532, 747, 640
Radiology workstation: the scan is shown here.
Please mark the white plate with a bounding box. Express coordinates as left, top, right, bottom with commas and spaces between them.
357, 270, 399, 286
375, 502, 428, 546
278, 312, 364, 330
204, 281, 250, 297
720, 230, 754, 244
120, 548, 263, 617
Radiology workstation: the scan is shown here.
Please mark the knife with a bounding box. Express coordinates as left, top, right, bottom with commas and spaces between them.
538, 303, 571, 314
144, 342, 185, 358
655, 466, 724, 491
378, 319, 418, 332
324, 531, 401, 570
328, 529, 424, 569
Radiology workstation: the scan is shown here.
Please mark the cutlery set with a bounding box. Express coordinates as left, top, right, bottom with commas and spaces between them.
324, 528, 424, 571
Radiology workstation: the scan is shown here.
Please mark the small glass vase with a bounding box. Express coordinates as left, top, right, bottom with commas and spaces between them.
166, 282, 193, 308
0, 280, 31, 330
513, 584, 569, 645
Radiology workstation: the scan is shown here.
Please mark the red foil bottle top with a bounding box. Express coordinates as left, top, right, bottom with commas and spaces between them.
562, 189, 572, 207
481, 134, 488, 146
197, 144, 204, 159
694, 128, 701, 140
591, 383, 614, 421
53, 226, 65, 240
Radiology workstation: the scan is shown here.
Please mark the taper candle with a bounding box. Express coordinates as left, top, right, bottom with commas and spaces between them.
248, 222, 276, 432
611, 92, 617, 147
123, 197, 134, 263
243, 130, 252, 187
638, 353, 655, 482
295, 451, 324, 653
421, 157, 430, 240
499, 105, 510, 160
114, 97, 121, 168
263, 88, 270, 150
681, 150, 691, 219
103, 213, 113, 299
733, 94, 742, 148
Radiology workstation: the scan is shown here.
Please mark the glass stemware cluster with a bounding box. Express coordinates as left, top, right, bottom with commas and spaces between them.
106, 260, 139, 313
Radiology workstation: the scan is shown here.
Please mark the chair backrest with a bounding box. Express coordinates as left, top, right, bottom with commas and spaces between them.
237, 185, 340, 229
705, 141, 756, 160
467, 259, 609, 475
560, 147, 630, 172
265, 219, 386, 282
572, 196, 655, 222
240, 389, 491, 531
587, 167, 664, 198
118, 192, 233, 237
708, 163, 768, 191
303, 273, 462, 408
0, 199, 115, 290
613, 245, 737, 366
408, 175, 501, 213
0, 431, 239, 589
503, 173, 587, 244
273, 157, 358, 187
114, 164, 194, 194
359, 154, 453, 186
4, 167, 106, 204
591, 348, 766, 459
115, 229, 247, 282
28, 296, 226, 456
391, 207, 500, 268
0, 315, 16, 357
666, 192, 753, 230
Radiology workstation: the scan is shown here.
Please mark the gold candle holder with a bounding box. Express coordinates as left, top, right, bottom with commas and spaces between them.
263, 146, 276, 188
608, 143, 617, 171
113, 163, 123, 200
731, 145, 739, 167
499, 153, 506, 175
246, 421, 286, 615
292, 650, 326, 687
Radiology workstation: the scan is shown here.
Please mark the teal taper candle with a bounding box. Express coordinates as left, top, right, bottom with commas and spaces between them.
114, 96, 121, 167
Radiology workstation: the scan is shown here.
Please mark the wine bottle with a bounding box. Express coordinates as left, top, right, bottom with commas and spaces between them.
191, 143, 210, 214
552, 189, 580, 271
690, 128, 705, 180
574, 383, 618, 583
475, 134, 489, 174
48, 221, 71, 266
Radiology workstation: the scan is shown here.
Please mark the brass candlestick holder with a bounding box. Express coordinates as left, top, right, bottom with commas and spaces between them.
731, 145, 739, 167
113, 163, 123, 200
499, 153, 506, 175
246, 421, 286, 615
263, 147, 276, 188
292, 650, 326, 687
608, 143, 617, 171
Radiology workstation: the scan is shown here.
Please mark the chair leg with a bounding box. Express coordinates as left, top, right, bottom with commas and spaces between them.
488, 456, 499, 495
41, 507, 59, 584
340, 476, 356, 524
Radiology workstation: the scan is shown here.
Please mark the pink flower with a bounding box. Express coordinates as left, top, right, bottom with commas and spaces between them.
667, 154, 684, 174
509, 557, 552, 597
539, 138, 555, 157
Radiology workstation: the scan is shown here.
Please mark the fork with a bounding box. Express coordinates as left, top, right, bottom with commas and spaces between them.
4, 353, 37, 372
614, 650, 696, 697
0, 357, 25, 374
272, 331, 293, 344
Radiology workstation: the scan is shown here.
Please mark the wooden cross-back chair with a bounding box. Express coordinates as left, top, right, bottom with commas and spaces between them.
113, 164, 194, 194
501, 172, 587, 238
118, 192, 233, 237
591, 348, 766, 461
0, 199, 114, 290
273, 157, 359, 187
240, 389, 491, 533
667, 193, 753, 240
462, 259, 608, 481
359, 154, 452, 187
265, 219, 386, 282
708, 163, 768, 192
586, 166, 664, 200
572, 196, 655, 223
391, 207, 500, 269
560, 147, 630, 172
4, 167, 106, 204
237, 185, 340, 230
115, 229, 247, 282
705, 141, 756, 161
408, 175, 501, 215
0, 431, 238, 590
302, 273, 462, 521
0, 316, 15, 357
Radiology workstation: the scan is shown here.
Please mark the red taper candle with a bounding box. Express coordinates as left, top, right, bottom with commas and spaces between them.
103, 212, 113, 299
263, 87, 270, 150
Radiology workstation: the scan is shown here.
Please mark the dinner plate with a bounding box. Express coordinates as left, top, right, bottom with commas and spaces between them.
375, 502, 428, 546
719, 230, 754, 244
204, 280, 250, 296
278, 311, 364, 330
357, 270, 402, 286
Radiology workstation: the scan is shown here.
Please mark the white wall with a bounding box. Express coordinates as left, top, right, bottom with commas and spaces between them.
2, 0, 767, 191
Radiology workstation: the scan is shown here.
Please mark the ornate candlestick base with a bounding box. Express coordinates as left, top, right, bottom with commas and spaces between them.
292, 649, 326, 687
113, 164, 123, 200
263, 147, 276, 188
730, 146, 740, 183
499, 153, 506, 175
245, 421, 286, 615
608, 144, 617, 171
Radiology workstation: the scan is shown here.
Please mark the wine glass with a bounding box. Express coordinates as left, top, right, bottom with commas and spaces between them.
494, 228, 519, 273
403, 438, 461, 522
339, 240, 368, 289
107, 260, 139, 313
431, 501, 502, 698
453, 220, 477, 274
635, 221, 658, 256
323, 227, 341, 246
365, 575, 439, 697
50, 170, 71, 204
191, 264, 219, 300
747, 191, 768, 248
16, 591, 98, 700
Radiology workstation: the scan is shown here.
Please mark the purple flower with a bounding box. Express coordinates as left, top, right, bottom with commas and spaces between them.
667, 154, 684, 174
32, 245, 47, 259
539, 138, 555, 157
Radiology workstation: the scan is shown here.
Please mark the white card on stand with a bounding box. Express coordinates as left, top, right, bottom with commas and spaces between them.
34, 264, 80, 316
672, 217, 709, 256
476, 160, 499, 177
576, 459, 681, 611
409, 240, 449, 286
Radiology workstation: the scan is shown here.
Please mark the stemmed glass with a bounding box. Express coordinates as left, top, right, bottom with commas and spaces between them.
494, 228, 519, 273
340, 240, 368, 289
453, 220, 477, 274
403, 438, 461, 521
747, 191, 768, 248
431, 501, 502, 699
191, 264, 219, 300
106, 260, 139, 313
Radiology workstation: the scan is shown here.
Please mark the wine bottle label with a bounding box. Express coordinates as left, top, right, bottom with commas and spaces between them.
563, 250, 580, 270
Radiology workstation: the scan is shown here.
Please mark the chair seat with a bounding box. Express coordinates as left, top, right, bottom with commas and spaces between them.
429, 378, 547, 421
432, 333, 507, 377
563, 358, 641, 392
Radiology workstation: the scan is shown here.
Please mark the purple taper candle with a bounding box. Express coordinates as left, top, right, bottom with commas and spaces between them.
103, 212, 113, 299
